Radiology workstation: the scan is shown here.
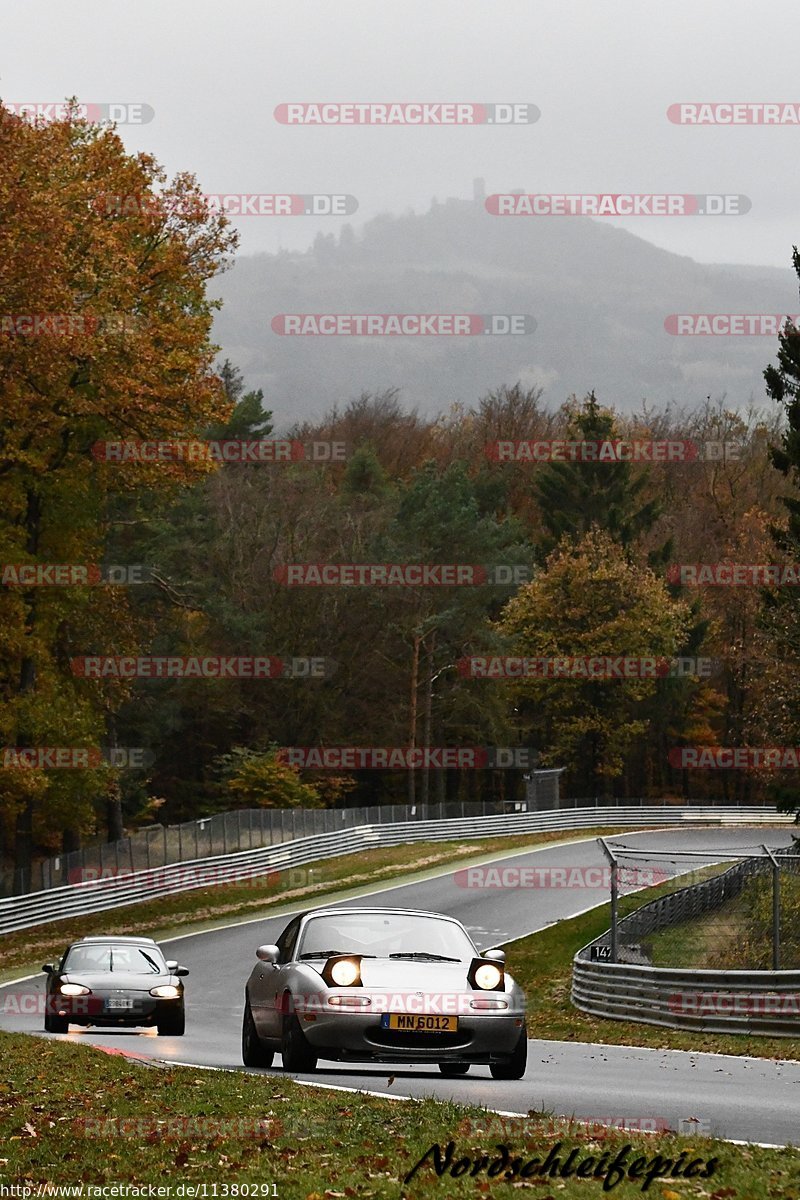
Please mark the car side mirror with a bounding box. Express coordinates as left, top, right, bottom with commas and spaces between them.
256, 944, 280, 964
41, 964, 53, 974
480, 948, 506, 964
165, 960, 178, 971
174, 967, 189, 977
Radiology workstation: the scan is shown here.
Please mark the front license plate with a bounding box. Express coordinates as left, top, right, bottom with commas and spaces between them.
106, 998, 134, 1010
381, 1013, 458, 1032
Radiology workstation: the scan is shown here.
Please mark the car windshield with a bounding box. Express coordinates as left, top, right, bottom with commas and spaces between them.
62, 944, 166, 974
296, 913, 475, 961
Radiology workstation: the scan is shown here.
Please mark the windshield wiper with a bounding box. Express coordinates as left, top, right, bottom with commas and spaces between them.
388, 952, 461, 962
299, 950, 377, 960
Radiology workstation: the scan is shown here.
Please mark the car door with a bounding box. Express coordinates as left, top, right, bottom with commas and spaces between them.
255, 917, 301, 1040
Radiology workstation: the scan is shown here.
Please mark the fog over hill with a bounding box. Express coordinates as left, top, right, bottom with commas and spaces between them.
210, 189, 799, 426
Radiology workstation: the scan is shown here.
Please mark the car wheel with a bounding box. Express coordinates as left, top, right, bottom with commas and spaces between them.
242, 999, 274, 1068
44, 1012, 69, 1034
281, 1009, 318, 1073
438, 1062, 470, 1076
156, 1006, 185, 1036
489, 1027, 528, 1080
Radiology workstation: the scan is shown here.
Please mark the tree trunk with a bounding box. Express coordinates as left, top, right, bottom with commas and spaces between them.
421, 632, 436, 807
407, 632, 420, 806
13, 488, 42, 891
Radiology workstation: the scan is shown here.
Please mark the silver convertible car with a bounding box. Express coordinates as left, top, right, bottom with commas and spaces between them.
241, 907, 527, 1078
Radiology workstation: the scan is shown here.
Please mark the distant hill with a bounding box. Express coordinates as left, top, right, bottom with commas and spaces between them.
210, 194, 799, 424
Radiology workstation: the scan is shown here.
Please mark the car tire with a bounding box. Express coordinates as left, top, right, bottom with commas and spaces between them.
281, 1009, 318, 1073
489, 1027, 528, 1080
44, 1012, 69, 1034
242, 999, 274, 1068
156, 1007, 185, 1036
438, 1062, 470, 1076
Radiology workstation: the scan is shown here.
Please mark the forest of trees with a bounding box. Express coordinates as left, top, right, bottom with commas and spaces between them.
4, 106, 800, 876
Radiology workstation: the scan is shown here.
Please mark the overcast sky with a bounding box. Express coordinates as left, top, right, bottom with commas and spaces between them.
2, 0, 799, 271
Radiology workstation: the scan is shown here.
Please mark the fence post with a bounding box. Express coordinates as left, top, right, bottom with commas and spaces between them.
763, 845, 781, 970
599, 838, 619, 963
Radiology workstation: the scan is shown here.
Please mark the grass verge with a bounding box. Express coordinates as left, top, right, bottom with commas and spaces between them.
0, 828, 627, 981
1, 1030, 798, 1196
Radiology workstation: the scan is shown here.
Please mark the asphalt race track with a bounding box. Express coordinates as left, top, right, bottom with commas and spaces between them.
3, 826, 799, 1146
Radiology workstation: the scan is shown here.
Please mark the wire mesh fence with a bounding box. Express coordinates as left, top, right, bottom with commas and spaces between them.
593, 840, 800, 970
0, 797, 517, 897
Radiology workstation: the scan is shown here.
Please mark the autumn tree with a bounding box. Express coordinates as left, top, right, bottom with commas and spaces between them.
498, 529, 691, 797
0, 103, 237, 880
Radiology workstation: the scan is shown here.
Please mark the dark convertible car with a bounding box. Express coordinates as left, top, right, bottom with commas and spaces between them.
42, 935, 188, 1035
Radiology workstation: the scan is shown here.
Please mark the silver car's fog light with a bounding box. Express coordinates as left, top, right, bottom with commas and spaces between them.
150, 985, 181, 999
59, 984, 90, 997
327, 995, 371, 1007
469, 997, 509, 1010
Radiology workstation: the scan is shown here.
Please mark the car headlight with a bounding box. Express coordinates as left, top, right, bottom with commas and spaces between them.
150, 985, 181, 999
59, 983, 91, 997
328, 958, 361, 987
468, 958, 505, 991
474, 963, 503, 989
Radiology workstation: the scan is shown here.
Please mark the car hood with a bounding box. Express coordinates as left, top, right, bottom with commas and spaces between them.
59, 972, 176, 991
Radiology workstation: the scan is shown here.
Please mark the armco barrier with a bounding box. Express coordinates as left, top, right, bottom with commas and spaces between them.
572, 959, 800, 1036
0, 805, 792, 937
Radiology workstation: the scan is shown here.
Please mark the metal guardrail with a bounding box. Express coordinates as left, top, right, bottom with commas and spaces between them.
571, 959, 800, 1036
0, 805, 792, 937
4, 793, 782, 898
572, 843, 800, 1035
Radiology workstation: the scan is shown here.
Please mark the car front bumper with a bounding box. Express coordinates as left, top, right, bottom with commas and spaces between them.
294, 1008, 525, 1063
47, 993, 181, 1027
